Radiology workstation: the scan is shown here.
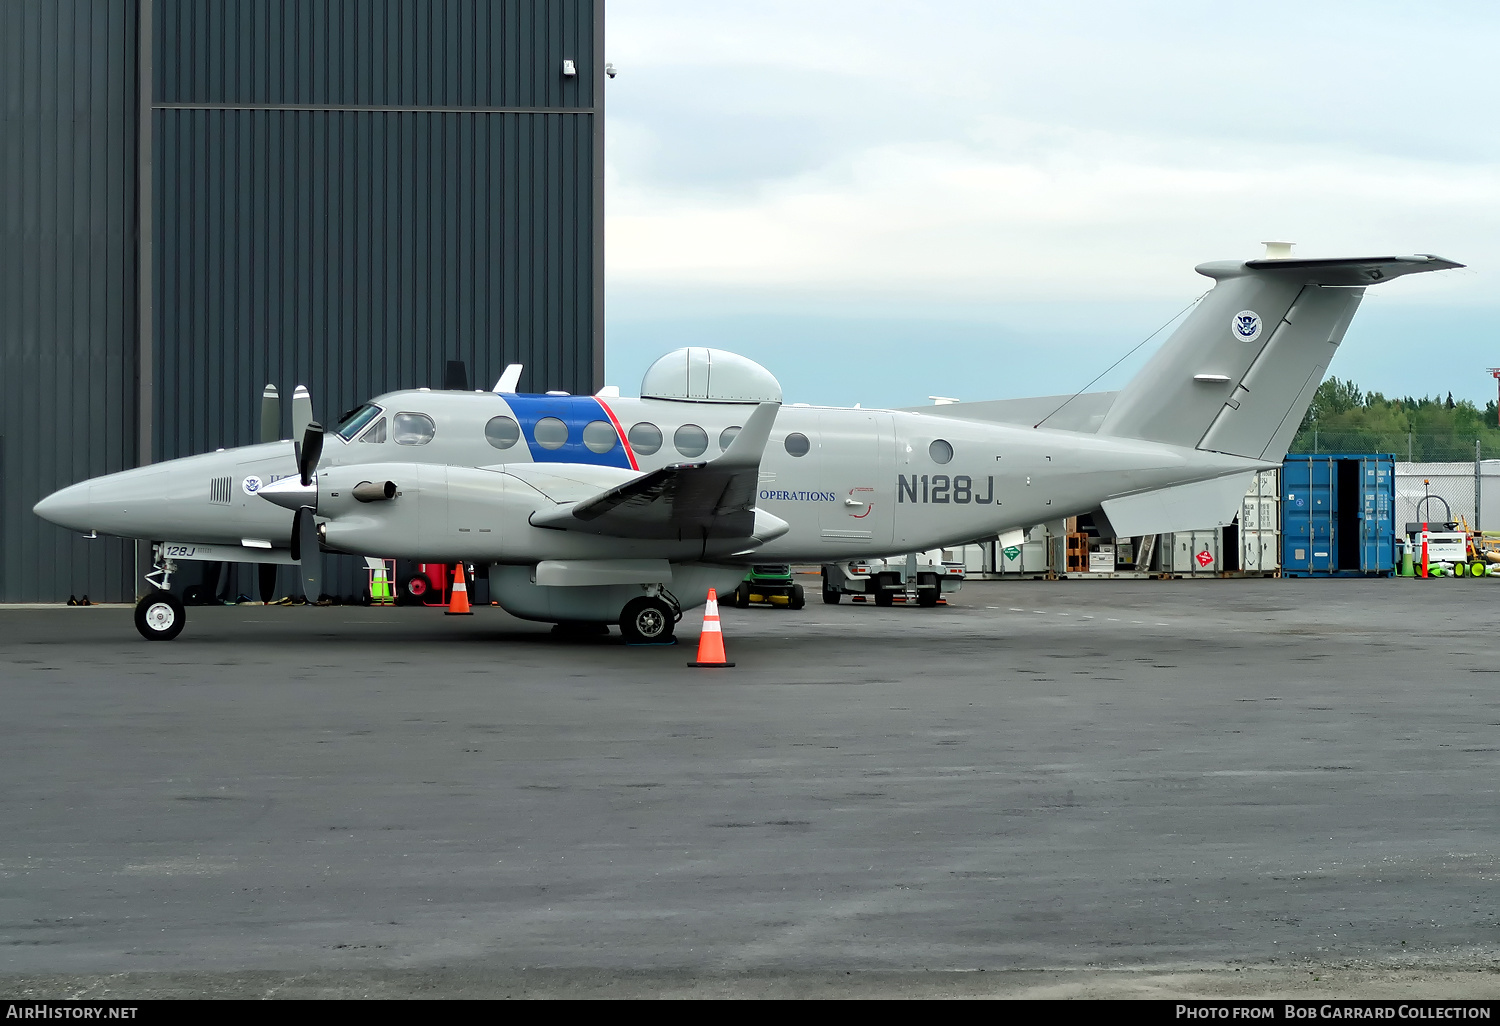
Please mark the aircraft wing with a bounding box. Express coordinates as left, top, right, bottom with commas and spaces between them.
527, 402, 785, 542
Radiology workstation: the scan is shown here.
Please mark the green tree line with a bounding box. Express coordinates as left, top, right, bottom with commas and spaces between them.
1291, 377, 1500, 461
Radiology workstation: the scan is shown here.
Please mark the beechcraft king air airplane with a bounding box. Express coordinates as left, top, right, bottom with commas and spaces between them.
35, 251, 1460, 642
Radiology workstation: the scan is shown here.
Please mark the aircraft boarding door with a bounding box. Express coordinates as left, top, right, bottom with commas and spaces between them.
817, 412, 894, 552
1359, 457, 1395, 573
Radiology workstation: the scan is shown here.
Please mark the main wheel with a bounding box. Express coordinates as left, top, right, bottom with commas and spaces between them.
790, 583, 806, 610
134, 590, 185, 641
620, 597, 675, 644
398, 573, 432, 606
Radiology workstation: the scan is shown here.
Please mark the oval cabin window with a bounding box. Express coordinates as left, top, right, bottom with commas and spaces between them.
674, 424, 709, 458
484, 415, 520, 449
582, 420, 619, 454
533, 417, 569, 450
628, 422, 662, 456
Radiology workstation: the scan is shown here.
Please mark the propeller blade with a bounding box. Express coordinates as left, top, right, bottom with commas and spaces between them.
257, 562, 278, 603
291, 384, 314, 442
290, 506, 304, 561
293, 506, 322, 603
259, 384, 280, 444
299, 422, 324, 487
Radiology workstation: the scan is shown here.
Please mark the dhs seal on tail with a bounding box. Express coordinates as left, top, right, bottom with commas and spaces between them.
1232, 311, 1262, 343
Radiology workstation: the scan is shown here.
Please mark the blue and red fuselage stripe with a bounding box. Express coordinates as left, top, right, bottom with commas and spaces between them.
501, 394, 639, 470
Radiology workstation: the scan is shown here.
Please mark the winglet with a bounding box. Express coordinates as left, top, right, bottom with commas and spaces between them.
493, 364, 523, 393
716, 401, 781, 469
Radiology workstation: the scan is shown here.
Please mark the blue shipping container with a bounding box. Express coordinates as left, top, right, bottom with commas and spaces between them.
1282, 455, 1395, 576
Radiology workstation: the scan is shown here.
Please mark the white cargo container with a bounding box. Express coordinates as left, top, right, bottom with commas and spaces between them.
1238, 468, 1281, 573
1163, 530, 1221, 575
1000, 540, 1050, 576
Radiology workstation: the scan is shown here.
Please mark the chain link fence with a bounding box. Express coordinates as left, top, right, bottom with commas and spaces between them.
1290, 430, 1500, 462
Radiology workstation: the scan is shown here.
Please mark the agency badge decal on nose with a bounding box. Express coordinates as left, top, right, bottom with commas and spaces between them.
242, 476, 263, 495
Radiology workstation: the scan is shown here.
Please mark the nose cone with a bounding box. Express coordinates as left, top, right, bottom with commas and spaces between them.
33, 481, 95, 532
258, 476, 318, 511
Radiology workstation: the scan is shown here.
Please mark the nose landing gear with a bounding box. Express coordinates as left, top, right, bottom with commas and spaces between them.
135, 544, 186, 640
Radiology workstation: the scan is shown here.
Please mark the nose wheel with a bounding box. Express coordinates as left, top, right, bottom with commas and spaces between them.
134, 590, 186, 641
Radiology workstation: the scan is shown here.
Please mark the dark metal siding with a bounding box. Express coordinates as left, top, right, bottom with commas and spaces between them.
150, 0, 601, 599
152, 108, 596, 456
4, 0, 600, 603
0, 0, 140, 603
155, 0, 596, 110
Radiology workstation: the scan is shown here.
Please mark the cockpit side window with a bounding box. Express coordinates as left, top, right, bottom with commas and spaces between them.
358, 416, 387, 443
336, 404, 383, 441
393, 412, 436, 445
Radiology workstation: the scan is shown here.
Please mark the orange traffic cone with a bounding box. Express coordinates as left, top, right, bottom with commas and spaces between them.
688, 588, 734, 667
445, 563, 473, 615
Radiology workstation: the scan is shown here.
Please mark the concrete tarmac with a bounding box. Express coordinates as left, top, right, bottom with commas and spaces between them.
1, 579, 1498, 999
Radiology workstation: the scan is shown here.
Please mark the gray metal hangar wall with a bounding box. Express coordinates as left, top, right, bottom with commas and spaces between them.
2, 0, 605, 603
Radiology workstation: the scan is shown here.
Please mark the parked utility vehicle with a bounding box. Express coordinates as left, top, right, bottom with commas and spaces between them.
732, 564, 806, 609
821, 551, 964, 607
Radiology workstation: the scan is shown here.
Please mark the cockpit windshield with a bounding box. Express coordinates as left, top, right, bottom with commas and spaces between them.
336, 403, 383, 441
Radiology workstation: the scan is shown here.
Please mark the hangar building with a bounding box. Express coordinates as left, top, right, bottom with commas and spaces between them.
1, 0, 605, 602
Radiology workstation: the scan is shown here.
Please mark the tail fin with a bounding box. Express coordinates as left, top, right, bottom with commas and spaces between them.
1098, 254, 1461, 461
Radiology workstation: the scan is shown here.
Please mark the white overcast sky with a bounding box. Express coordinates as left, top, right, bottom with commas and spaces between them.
602, 1, 1500, 408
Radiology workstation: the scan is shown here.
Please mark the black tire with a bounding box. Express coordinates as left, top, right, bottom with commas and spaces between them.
734, 582, 752, 608
790, 583, 806, 610
873, 573, 896, 607
553, 621, 611, 637
821, 571, 842, 604
134, 590, 185, 641
620, 597, 675, 644
917, 572, 940, 607
398, 573, 432, 606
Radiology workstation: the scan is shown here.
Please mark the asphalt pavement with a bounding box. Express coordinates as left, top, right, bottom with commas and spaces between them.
1, 578, 1497, 999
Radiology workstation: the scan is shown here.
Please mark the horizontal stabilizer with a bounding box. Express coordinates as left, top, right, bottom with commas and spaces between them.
1100, 472, 1258, 538
902, 391, 1119, 433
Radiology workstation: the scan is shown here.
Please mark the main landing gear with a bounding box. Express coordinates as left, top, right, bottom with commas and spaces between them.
618, 592, 681, 645
135, 546, 185, 640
